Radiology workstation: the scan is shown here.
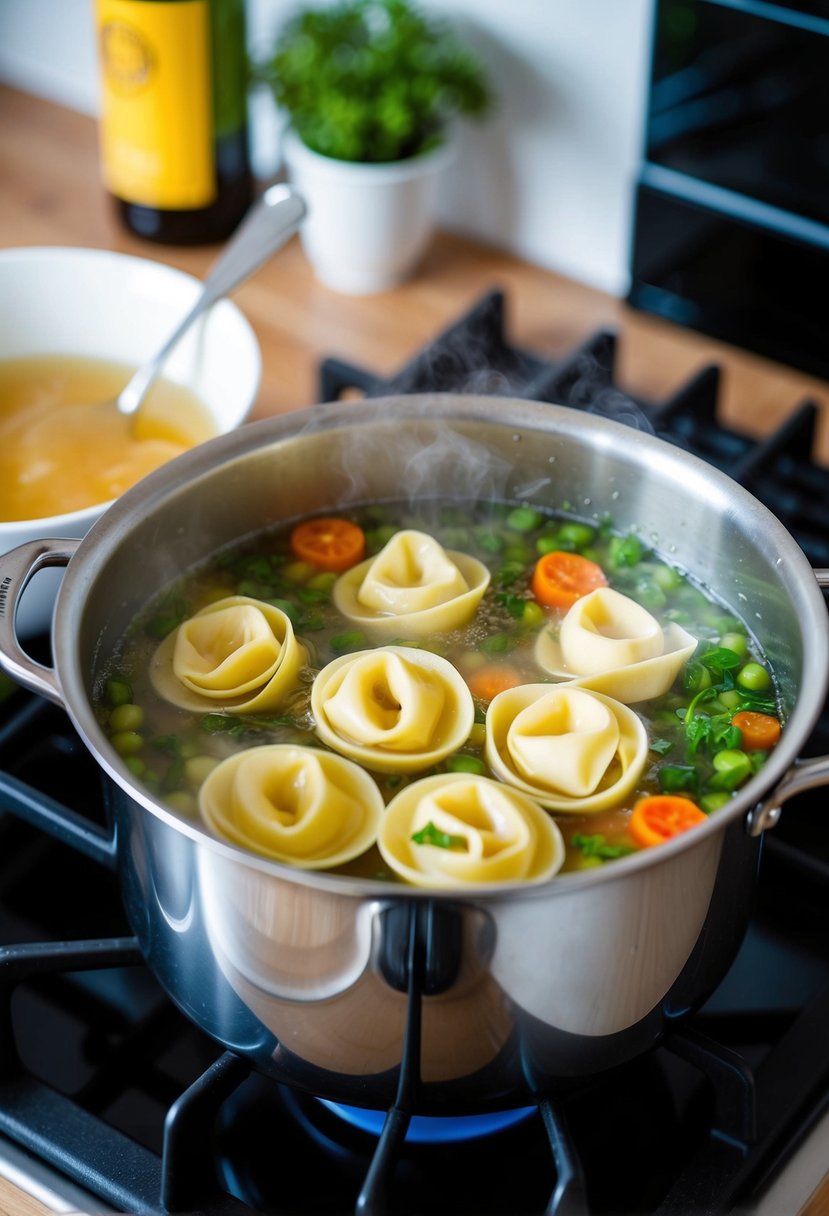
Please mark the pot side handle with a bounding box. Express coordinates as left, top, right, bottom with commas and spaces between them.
746, 567, 829, 836
0, 538, 80, 706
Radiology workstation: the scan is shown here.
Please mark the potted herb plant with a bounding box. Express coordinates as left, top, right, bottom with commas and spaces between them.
255, 0, 493, 293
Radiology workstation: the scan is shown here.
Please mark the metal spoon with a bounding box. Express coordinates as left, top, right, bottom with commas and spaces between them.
116, 182, 306, 416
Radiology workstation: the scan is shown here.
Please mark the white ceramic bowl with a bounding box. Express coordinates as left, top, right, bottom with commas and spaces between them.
0, 246, 261, 638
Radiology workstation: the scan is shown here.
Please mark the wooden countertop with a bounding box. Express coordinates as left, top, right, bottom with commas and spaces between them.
2, 84, 829, 463
1, 84, 828, 1216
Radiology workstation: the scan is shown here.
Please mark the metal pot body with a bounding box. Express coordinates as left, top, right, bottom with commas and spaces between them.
1, 396, 826, 1112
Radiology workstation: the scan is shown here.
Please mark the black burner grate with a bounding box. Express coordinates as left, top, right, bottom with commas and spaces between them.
1, 292, 829, 1215
320, 289, 829, 568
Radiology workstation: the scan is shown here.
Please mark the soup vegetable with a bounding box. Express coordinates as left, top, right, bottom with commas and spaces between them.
95, 500, 783, 884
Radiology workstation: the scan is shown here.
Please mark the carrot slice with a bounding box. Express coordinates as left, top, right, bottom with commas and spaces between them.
290, 517, 366, 572
628, 795, 707, 848
531, 550, 608, 610
731, 710, 781, 751
466, 663, 522, 702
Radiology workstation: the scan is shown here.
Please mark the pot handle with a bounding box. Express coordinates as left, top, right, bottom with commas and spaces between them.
0, 537, 80, 707
746, 567, 829, 836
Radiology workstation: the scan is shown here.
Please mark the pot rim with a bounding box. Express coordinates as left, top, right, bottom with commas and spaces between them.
54, 393, 829, 900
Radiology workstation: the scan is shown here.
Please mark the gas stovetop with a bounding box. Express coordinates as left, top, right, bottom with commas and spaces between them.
0, 289, 828, 1216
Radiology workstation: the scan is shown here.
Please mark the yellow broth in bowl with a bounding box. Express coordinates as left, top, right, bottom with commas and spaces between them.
0, 354, 217, 521
93, 500, 784, 884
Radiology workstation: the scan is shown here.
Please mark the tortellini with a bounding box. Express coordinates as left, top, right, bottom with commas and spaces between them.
199, 744, 384, 868
311, 646, 474, 773
485, 684, 648, 813
333, 529, 490, 638
534, 587, 696, 704
377, 773, 565, 887
150, 595, 306, 713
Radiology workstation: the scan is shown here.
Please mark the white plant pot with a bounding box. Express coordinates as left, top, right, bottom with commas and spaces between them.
282, 130, 454, 294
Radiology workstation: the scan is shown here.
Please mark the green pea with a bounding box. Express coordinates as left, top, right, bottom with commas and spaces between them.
709, 749, 752, 790
110, 730, 143, 757
481, 633, 511, 655
608, 534, 644, 569
718, 689, 742, 710
720, 631, 748, 657
445, 755, 487, 775
713, 614, 743, 634
651, 563, 684, 591
306, 571, 337, 594
474, 528, 505, 554
503, 543, 533, 565
632, 579, 667, 612
700, 791, 732, 814
737, 662, 771, 692
124, 756, 146, 778
507, 506, 544, 533
536, 535, 562, 556
105, 677, 133, 707
557, 522, 596, 549
365, 524, 398, 552
467, 723, 487, 748
282, 560, 315, 584
184, 755, 221, 789
109, 703, 144, 734
521, 601, 545, 629
166, 791, 198, 818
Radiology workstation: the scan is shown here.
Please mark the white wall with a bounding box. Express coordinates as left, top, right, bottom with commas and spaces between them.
0, 0, 654, 295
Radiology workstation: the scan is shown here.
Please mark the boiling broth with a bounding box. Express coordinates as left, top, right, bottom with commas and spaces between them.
0, 354, 217, 521
95, 500, 783, 881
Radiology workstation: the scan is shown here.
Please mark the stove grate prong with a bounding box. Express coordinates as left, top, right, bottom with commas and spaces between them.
539, 1096, 590, 1216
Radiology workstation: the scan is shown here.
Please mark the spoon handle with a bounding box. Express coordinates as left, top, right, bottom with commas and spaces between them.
117, 183, 307, 416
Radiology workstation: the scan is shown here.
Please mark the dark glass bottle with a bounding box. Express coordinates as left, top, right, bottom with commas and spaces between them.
95, 0, 252, 245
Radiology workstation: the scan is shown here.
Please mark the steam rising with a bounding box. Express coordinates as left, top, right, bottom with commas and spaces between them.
555, 353, 656, 435
321, 407, 517, 524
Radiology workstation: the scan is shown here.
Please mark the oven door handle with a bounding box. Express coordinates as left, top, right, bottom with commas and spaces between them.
745, 566, 829, 836
0, 537, 80, 706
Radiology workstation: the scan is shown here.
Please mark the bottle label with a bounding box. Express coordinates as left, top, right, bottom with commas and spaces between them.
96, 0, 216, 209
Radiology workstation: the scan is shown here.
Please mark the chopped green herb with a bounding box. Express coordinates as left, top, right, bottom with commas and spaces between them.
494, 591, 529, 620
608, 533, 645, 569
699, 646, 743, 675
658, 764, 699, 793
571, 833, 634, 861
411, 821, 467, 850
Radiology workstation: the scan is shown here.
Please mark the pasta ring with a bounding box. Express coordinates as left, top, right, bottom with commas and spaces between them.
485, 683, 649, 813
534, 587, 696, 704
311, 646, 474, 773
199, 744, 384, 868
150, 595, 306, 713
333, 529, 490, 638
378, 772, 565, 888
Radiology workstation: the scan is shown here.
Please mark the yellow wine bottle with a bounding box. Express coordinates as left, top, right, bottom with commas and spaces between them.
94, 0, 252, 244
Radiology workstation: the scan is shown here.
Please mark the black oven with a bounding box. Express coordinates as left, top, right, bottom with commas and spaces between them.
628, 0, 829, 380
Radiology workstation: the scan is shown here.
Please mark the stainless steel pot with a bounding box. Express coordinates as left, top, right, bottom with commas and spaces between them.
1, 395, 827, 1115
